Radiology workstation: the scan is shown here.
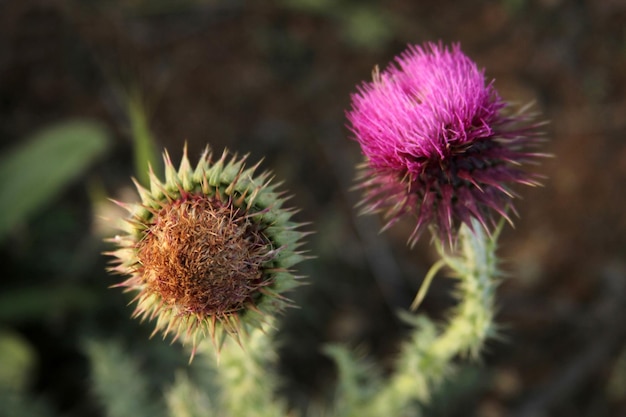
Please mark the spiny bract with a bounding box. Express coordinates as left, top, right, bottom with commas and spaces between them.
106, 146, 308, 358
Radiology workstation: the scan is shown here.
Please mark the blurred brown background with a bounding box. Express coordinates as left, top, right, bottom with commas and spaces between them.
1, 0, 625, 416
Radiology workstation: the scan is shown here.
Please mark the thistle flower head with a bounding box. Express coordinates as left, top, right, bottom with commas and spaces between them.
106, 146, 307, 356
347, 42, 547, 246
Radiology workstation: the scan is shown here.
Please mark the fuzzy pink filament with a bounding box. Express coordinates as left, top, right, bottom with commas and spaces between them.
347, 42, 545, 246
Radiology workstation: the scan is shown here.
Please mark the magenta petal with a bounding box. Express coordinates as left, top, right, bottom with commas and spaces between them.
348, 42, 547, 245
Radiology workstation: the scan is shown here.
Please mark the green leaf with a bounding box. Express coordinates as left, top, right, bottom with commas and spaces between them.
0, 329, 37, 391
127, 92, 160, 187
0, 120, 110, 240
0, 330, 54, 417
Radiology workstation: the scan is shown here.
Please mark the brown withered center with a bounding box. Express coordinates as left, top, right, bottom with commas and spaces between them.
136, 196, 272, 316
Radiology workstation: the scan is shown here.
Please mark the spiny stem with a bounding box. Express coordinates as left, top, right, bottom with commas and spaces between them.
200, 321, 288, 417
328, 218, 502, 417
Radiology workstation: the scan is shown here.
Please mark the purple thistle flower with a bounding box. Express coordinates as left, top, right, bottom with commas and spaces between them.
347, 42, 547, 246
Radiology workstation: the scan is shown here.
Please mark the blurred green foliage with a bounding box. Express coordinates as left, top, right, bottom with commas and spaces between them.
0, 120, 110, 240
280, 0, 395, 50
126, 92, 161, 187
0, 285, 101, 323
0, 329, 37, 391
607, 346, 626, 401
86, 340, 167, 417
0, 330, 54, 417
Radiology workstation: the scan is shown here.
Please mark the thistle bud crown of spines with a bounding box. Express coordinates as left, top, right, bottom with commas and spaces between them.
106, 145, 309, 356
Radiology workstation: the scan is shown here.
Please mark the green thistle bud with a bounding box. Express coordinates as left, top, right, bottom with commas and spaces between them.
106, 146, 308, 356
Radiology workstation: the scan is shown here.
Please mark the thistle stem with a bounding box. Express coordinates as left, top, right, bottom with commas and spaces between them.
329, 218, 502, 417
202, 322, 288, 417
